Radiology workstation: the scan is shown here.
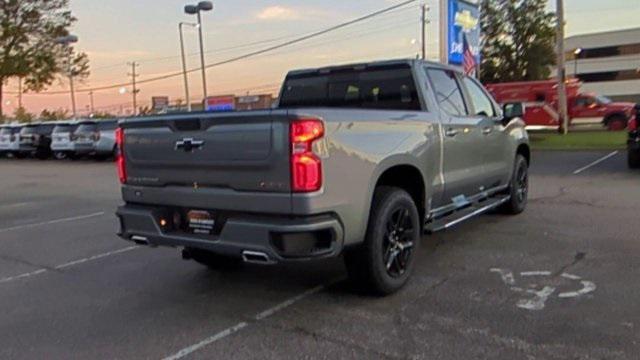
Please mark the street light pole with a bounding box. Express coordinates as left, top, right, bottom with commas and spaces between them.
179, 22, 198, 112
127, 62, 140, 116
573, 48, 582, 78
88, 91, 95, 114
185, 2, 213, 103
56, 35, 79, 119
421, 4, 430, 60
556, 0, 569, 135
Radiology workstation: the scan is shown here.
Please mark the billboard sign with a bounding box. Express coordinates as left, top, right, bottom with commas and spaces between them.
151, 96, 169, 112
205, 96, 235, 112
441, 0, 481, 67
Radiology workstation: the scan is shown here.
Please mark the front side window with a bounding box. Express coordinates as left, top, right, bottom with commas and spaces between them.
462, 77, 496, 117
427, 69, 467, 116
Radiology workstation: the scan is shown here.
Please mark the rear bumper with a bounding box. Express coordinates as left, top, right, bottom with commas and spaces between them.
51, 143, 75, 152
116, 204, 344, 263
73, 142, 96, 154
0, 142, 19, 151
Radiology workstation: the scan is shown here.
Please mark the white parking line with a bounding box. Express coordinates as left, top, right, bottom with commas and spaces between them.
572, 151, 619, 175
0, 246, 139, 284
0, 212, 106, 233
162, 283, 330, 360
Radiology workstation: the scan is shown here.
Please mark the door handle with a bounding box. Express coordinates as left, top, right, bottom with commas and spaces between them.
482, 127, 493, 135
445, 128, 459, 137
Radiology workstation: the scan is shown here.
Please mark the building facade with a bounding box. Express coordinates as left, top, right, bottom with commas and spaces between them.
565, 27, 640, 104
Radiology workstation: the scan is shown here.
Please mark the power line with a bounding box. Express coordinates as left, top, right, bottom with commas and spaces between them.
9, 0, 417, 97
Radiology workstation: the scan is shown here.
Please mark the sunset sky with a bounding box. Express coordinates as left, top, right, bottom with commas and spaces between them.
4, 0, 640, 116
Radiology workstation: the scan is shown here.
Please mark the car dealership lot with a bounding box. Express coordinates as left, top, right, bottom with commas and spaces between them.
0, 152, 638, 359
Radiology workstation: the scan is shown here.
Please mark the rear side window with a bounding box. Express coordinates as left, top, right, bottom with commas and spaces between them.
0, 128, 18, 135
279, 65, 421, 111
462, 77, 496, 117
97, 121, 118, 131
39, 125, 55, 134
21, 126, 38, 134
53, 125, 76, 134
76, 123, 98, 133
427, 69, 468, 116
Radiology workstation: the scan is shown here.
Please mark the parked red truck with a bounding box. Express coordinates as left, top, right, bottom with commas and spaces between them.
486, 79, 636, 131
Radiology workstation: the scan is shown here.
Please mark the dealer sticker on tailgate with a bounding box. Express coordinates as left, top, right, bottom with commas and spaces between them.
187, 210, 215, 235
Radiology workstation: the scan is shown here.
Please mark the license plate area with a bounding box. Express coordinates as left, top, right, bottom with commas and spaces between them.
186, 210, 216, 235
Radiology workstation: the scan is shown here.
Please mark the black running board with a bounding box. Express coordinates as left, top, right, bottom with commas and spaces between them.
424, 196, 510, 234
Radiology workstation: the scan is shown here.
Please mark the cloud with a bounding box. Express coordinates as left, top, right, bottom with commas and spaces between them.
256, 6, 302, 21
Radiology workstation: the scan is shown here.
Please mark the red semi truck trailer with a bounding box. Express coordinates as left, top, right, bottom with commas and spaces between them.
486, 79, 636, 131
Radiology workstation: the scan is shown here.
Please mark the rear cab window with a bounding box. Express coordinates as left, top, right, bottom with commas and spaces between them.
279, 64, 422, 111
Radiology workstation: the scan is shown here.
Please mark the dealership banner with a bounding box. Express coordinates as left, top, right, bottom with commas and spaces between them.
440, 0, 481, 67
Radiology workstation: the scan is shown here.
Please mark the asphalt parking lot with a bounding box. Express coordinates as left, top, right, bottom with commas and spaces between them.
0, 151, 638, 360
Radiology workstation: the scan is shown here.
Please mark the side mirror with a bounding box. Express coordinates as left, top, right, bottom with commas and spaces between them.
503, 102, 525, 124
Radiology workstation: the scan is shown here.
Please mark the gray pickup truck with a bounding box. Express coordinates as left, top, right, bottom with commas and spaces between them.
116, 59, 530, 294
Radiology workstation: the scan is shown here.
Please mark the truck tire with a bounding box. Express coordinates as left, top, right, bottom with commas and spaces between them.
500, 154, 529, 215
186, 248, 244, 271
344, 186, 420, 295
629, 149, 640, 169
606, 116, 627, 131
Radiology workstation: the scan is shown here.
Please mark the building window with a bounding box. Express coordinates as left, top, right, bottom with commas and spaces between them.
577, 70, 640, 83
567, 43, 640, 60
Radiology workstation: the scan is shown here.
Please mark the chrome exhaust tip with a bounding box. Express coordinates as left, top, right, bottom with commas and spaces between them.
131, 235, 149, 246
241, 251, 275, 265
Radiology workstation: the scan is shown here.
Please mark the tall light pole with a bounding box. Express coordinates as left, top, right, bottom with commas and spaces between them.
184, 1, 213, 102
56, 35, 79, 119
555, 0, 569, 135
127, 62, 140, 116
421, 4, 430, 60
573, 48, 583, 77
179, 22, 198, 112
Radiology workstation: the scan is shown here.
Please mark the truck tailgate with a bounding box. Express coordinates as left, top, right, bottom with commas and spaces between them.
121, 110, 291, 193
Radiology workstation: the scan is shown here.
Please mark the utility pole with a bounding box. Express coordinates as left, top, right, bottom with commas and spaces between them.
88, 91, 95, 114
556, 0, 569, 135
17, 78, 22, 109
421, 4, 430, 60
128, 62, 140, 116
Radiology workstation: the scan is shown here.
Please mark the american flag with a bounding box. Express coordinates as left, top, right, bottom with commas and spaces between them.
463, 33, 477, 77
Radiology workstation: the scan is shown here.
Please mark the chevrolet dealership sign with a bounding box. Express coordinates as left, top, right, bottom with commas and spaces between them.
440, 0, 481, 66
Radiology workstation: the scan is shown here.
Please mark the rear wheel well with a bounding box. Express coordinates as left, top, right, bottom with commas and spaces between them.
604, 113, 627, 125
375, 165, 425, 225
517, 144, 530, 166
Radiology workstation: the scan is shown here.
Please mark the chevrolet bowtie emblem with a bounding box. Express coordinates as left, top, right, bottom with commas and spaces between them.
175, 138, 205, 152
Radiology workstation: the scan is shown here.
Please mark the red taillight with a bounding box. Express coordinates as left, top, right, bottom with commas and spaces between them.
630, 118, 638, 132
115, 128, 126, 184
290, 119, 324, 193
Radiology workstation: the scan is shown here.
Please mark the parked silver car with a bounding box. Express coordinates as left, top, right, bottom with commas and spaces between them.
0, 124, 23, 158
18, 122, 56, 159
51, 121, 79, 160
72, 119, 119, 159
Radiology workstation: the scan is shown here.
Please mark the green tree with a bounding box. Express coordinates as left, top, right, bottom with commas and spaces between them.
13, 106, 34, 122
480, 0, 557, 83
0, 0, 89, 117
40, 108, 68, 120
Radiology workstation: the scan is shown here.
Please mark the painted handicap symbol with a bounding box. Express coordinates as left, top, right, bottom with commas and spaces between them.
490, 268, 596, 311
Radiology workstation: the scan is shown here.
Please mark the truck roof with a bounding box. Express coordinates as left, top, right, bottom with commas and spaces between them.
286, 58, 459, 77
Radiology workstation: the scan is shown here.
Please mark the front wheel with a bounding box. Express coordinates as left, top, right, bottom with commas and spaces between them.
500, 154, 529, 215
607, 116, 627, 131
344, 186, 420, 295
